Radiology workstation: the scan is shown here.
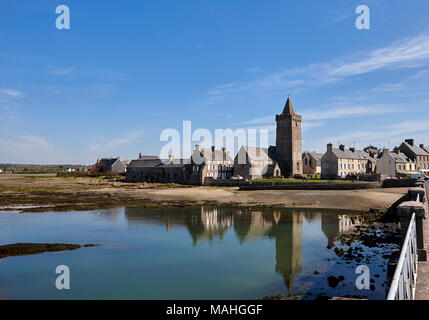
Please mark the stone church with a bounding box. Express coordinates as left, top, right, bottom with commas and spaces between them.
275, 97, 303, 177
234, 97, 303, 179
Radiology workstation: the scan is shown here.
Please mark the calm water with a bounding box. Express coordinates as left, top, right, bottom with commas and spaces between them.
0, 207, 399, 300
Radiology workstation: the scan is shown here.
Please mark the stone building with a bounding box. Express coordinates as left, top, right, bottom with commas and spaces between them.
234, 97, 302, 180
276, 98, 303, 177
94, 157, 126, 174
398, 139, 429, 174
125, 154, 189, 184
302, 152, 323, 175
321, 144, 376, 179
187, 145, 234, 185
376, 149, 417, 177
234, 146, 281, 180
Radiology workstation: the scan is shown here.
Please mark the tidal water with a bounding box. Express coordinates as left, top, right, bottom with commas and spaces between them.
0, 207, 399, 300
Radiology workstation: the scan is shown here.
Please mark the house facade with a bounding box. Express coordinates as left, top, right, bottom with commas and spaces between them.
302, 152, 322, 175
376, 149, 417, 177
321, 144, 376, 179
234, 146, 281, 180
188, 145, 234, 185
398, 139, 429, 174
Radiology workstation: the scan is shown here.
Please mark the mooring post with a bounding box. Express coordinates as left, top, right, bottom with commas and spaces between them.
397, 201, 427, 261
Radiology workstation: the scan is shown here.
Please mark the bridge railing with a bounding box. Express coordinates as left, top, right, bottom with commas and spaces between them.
386, 212, 418, 300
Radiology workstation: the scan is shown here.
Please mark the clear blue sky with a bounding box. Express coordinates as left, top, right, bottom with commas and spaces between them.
1, 0, 429, 164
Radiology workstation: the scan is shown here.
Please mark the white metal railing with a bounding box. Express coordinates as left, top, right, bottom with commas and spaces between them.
386, 212, 418, 300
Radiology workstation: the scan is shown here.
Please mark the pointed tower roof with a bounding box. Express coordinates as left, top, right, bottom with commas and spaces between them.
282, 97, 295, 116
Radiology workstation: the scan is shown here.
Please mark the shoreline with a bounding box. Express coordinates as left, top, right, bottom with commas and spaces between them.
0, 174, 408, 213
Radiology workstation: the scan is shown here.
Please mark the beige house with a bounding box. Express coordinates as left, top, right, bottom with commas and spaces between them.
398, 139, 429, 174
321, 144, 376, 179
376, 149, 417, 177
302, 152, 322, 175
188, 145, 234, 184
234, 146, 281, 180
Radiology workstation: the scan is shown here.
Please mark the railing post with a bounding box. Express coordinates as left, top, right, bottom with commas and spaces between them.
397, 202, 427, 261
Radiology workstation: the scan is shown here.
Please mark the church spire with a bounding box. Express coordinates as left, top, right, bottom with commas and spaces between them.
282, 97, 295, 116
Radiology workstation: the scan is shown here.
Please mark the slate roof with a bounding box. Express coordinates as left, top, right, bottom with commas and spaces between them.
282, 97, 295, 116
139, 155, 160, 160
196, 148, 234, 162
331, 148, 375, 162
241, 146, 271, 161
128, 157, 189, 168
421, 145, 429, 154
387, 152, 414, 163
97, 158, 119, 167
128, 157, 163, 168
305, 152, 323, 166
401, 142, 429, 156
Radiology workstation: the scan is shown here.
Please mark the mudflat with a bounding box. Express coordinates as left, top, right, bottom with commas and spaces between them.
0, 174, 407, 213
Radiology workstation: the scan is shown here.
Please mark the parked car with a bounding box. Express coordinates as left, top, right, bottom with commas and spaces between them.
411, 173, 429, 180
230, 175, 244, 181
293, 174, 306, 180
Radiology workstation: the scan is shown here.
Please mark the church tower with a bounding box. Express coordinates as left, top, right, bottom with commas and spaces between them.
276, 98, 303, 177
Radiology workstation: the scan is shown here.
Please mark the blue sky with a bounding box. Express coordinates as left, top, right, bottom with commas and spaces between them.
1, 0, 429, 164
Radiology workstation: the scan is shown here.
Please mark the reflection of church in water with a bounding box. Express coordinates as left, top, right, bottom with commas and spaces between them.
321, 214, 361, 247
123, 207, 359, 293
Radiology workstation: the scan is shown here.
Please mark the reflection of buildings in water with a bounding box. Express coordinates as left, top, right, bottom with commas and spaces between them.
99, 208, 123, 220
268, 211, 303, 293
201, 207, 233, 232
235, 210, 303, 293
233, 211, 273, 244
302, 211, 321, 223
124, 206, 304, 292
321, 214, 361, 246
186, 207, 233, 246
123, 207, 233, 246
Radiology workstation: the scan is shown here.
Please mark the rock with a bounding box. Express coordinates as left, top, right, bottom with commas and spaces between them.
327, 276, 340, 288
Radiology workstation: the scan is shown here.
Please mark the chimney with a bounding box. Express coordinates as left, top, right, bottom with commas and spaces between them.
169, 154, 174, 164
405, 139, 415, 146
420, 144, 425, 149
211, 146, 216, 152
382, 148, 389, 155
349, 147, 355, 153
327, 143, 333, 152
339, 144, 345, 152
195, 144, 200, 151
222, 147, 226, 161
139, 152, 142, 159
